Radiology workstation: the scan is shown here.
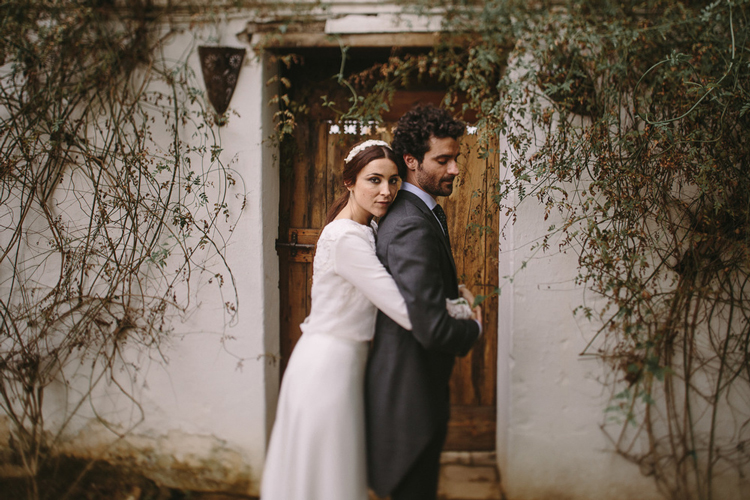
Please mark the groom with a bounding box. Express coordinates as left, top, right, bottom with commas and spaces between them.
365, 105, 482, 500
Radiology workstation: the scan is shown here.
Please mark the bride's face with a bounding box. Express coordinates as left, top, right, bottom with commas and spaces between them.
348, 158, 400, 221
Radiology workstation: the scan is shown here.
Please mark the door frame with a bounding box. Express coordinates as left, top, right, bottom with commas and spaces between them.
262, 31, 506, 456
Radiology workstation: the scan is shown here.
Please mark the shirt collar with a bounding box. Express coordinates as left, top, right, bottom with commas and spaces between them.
401, 181, 437, 210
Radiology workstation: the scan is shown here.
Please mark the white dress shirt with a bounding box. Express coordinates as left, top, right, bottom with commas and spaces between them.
401, 181, 446, 235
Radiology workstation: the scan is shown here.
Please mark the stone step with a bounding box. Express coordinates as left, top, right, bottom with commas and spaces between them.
369, 451, 505, 500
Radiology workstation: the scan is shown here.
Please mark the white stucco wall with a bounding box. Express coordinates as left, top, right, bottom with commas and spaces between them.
27, 17, 281, 495
493, 54, 745, 498
101, 20, 280, 495
496, 181, 662, 499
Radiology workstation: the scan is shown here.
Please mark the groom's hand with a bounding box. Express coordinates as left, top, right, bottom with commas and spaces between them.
473, 305, 483, 331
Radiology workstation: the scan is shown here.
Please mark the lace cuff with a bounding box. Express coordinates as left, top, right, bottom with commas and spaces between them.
446, 298, 473, 320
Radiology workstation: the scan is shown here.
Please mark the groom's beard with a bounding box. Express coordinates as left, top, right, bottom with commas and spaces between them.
416, 162, 455, 197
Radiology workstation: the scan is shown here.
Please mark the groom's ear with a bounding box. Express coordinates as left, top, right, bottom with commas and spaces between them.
403, 154, 418, 172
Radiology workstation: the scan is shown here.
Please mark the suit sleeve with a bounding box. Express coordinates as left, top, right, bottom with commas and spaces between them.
385, 215, 479, 355
334, 228, 413, 331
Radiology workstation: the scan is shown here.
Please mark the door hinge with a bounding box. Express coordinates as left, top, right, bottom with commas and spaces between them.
275, 231, 315, 257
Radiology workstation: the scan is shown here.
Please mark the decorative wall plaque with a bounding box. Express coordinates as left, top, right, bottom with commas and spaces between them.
198, 46, 246, 124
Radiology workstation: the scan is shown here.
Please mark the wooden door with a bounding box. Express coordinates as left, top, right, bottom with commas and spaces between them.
276, 109, 498, 450
442, 132, 499, 450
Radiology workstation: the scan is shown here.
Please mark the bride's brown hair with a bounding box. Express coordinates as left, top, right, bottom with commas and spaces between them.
325, 142, 399, 225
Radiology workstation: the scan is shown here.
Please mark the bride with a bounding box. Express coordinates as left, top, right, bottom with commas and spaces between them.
260, 140, 478, 500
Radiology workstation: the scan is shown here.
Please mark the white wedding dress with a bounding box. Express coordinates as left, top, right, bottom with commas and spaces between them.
261, 218, 412, 500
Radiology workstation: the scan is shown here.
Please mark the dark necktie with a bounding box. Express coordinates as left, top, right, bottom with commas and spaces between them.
433, 204, 450, 244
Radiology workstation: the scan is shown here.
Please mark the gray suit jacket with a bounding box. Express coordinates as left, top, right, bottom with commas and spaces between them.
365, 190, 480, 496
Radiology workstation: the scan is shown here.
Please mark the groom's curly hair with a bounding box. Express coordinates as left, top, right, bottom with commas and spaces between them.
391, 105, 466, 178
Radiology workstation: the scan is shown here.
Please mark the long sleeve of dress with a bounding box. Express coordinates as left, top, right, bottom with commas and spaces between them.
334, 229, 413, 331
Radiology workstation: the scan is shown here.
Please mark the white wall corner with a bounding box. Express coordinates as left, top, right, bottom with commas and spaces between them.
495, 133, 515, 479
259, 51, 281, 449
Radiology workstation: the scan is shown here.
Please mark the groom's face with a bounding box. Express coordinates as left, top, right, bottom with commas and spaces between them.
405, 136, 461, 198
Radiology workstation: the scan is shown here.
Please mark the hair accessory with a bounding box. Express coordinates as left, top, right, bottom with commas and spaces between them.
344, 140, 390, 164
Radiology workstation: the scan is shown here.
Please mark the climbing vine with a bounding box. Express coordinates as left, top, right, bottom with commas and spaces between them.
0, 1, 243, 496
338, 1, 750, 498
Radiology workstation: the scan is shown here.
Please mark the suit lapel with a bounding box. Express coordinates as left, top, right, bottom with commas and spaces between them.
398, 191, 458, 281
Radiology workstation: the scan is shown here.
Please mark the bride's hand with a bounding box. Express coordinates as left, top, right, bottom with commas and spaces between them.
458, 284, 475, 306
459, 285, 483, 330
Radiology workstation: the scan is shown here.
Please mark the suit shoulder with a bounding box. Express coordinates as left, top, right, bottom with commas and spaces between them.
381, 195, 427, 224
379, 209, 426, 234
379, 213, 437, 251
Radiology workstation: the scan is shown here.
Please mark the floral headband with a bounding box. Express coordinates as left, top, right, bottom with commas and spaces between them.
344, 140, 390, 164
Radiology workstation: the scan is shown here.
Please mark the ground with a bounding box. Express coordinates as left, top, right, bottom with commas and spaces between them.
0, 452, 505, 500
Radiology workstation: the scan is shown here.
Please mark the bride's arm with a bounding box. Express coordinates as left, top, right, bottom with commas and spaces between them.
333, 229, 413, 331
